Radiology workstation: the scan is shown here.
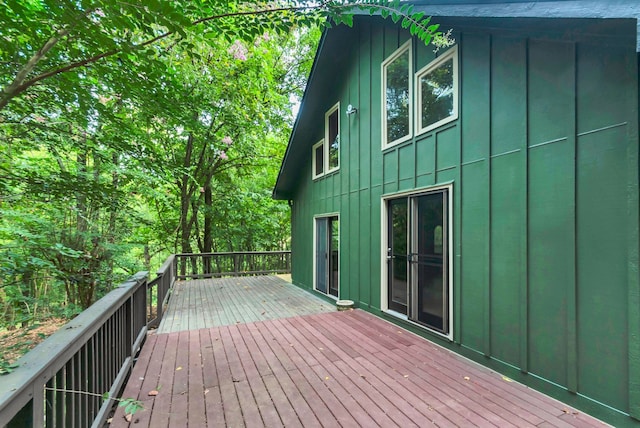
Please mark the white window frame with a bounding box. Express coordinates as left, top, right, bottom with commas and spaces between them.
381, 39, 413, 150
325, 102, 340, 174
415, 46, 458, 136
312, 139, 325, 180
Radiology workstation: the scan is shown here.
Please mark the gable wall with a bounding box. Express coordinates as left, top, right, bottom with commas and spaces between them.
289, 18, 640, 422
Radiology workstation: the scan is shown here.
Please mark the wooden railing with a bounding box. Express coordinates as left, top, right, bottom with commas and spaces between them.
175, 251, 291, 280
0, 272, 148, 428
146, 254, 176, 329
0, 251, 289, 427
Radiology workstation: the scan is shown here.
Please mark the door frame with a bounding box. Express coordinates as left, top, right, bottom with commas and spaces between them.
313, 213, 340, 299
380, 183, 454, 340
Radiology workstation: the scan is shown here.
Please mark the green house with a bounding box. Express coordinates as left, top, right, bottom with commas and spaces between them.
273, 1, 640, 425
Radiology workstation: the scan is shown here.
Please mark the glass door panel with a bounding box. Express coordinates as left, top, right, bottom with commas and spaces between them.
315, 219, 328, 294
388, 199, 408, 314
329, 217, 339, 297
411, 192, 448, 333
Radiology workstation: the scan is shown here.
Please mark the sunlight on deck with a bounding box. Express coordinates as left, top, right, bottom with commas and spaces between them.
156, 275, 335, 334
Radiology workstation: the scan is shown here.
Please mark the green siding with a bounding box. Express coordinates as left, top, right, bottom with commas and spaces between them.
489, 36, 527, 368
577, 126, 629, 408
490, 153, 524, 367
528, 140, 573, 386
460, 160, 489, 351
287, 18, 640, 424
575, 43, 635, 410
461, 33, 490, 164
415, 135, 435, 186
490, 37, 526, 155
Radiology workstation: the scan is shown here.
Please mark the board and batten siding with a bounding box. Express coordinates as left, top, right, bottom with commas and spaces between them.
289, 19, 640, 423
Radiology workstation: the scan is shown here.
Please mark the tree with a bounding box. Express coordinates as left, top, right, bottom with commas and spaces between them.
0, 0, 449, 113
0, 0, 451, 317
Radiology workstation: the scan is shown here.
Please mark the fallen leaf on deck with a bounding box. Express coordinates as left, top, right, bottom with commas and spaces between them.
148, 390, 159, 396
403, 375, 409, 378
261, 311, 265, 315
176, 366, 182, 371
464, 376, 470, 381
204, 389, 209, 395
325, 376, 330, 380
124, 414, 132, 422
501, 376, 513, 382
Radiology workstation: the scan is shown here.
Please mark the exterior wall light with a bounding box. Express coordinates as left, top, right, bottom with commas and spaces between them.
346, 104, 357, 116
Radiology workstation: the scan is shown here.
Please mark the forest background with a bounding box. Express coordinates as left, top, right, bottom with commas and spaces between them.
0, 0, 444, 369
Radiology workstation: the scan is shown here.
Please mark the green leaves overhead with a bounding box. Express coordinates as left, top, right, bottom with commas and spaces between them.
0, 0, 449, 112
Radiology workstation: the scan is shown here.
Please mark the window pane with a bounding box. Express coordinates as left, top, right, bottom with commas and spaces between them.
328, 110, 339, 170
314, 144, 324, 176
420, 58, 454, 129
385, 49, 410, 143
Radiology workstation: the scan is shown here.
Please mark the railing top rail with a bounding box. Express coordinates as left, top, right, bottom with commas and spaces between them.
175, 251, 290, 257
157, 253, 176, 275
0, 272, 148, 422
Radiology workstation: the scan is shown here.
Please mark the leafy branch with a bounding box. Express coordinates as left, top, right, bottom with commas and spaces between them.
39, 387, 144, 416
0, 0, 450, 113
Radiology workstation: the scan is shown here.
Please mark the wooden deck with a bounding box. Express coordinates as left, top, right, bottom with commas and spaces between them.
157, 275, 335, 334
112, 276, 608, 427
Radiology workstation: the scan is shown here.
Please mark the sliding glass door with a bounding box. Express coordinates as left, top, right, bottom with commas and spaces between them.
315, 216, 339, 298
386, 189, 450, 334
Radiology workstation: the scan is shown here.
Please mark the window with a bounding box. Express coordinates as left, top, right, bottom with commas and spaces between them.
325, 102, 340, 173
382, 40, 412, 149
416, 46, 458, 134
312, 139, 324, 179
312, 102, 340, 180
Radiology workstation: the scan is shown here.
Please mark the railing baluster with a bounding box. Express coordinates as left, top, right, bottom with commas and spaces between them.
55, 368, 64, 428
45, 378, 54, 428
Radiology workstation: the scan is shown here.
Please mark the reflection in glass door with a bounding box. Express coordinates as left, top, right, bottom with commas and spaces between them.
316, 219, 328, 294
386, 190, 449, 334
412, 193, 447, 333
388, 199, 408, 314
315, 216, 339, 298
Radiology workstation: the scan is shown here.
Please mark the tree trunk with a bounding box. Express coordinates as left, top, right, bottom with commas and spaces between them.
178, 133, 194, 276
107, 152, 119, 288
202, 181, 213, 274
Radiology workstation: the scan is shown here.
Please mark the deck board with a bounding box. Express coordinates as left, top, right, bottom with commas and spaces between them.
112, 276, 609, 427
156, 276, 334, 334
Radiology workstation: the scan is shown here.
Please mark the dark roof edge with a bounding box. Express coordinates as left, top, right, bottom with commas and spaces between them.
410, 1, 640, 51
272, 30, 329, 200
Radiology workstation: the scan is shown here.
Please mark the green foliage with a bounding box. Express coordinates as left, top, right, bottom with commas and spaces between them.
118, 397, 145, 416
0, 1, 448, 326
101, 391, 144, 415
0, 357, 19, 375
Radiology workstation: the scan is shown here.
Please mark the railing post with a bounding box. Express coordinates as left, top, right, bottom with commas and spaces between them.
233, 254, 239, 276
